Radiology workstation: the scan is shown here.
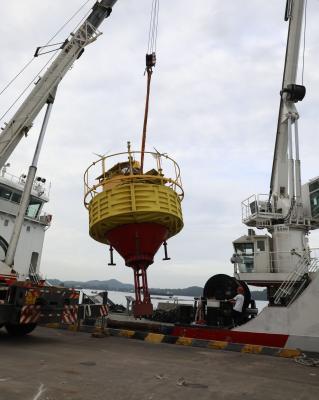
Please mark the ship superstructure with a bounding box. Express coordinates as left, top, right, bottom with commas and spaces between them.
186, 0, 319, 352
0, 166, 51, 280
232, 0, 319, 304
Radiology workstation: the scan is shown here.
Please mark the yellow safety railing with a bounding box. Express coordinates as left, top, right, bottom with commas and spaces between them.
84, 147, 183, 208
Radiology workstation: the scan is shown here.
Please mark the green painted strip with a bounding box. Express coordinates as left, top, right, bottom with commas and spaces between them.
223, 342, 244, 352
260, 346, 280, 357
133, 331, 148, 340
161, 335, 178, 344
191, 339, 210, 348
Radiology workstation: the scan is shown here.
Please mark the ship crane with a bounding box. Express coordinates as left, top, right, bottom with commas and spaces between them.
187, 1, 319, 352
0, 0, 118, 276
233, 0, 319, 303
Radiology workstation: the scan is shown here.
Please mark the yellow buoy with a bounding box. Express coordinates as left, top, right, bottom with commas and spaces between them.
84, 143, 183, 317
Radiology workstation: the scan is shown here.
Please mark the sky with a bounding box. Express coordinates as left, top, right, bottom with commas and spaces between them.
1, 0, 319, 289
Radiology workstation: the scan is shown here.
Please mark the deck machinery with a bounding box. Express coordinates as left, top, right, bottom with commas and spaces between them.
84, 145, 184, 317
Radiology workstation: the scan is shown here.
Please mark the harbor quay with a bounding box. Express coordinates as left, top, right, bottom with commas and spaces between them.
0, 327, 318, 400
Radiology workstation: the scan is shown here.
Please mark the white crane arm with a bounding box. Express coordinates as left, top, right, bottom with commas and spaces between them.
0, 0, 118, 169
270, 0, 304, 209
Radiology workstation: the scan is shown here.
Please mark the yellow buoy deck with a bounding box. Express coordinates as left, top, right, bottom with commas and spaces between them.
84, 147, 184, 244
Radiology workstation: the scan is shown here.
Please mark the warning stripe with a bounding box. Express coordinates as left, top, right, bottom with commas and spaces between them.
43, 323, 305, 359
0, 274, 17, 285
69, 292, 80, 299
20, 305, 42, 324
62, 305, 78, 324
100, 305, 108, 317
104, 328, 303, 358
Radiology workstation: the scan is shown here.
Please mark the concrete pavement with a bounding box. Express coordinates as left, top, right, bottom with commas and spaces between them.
0, 326, 318, 400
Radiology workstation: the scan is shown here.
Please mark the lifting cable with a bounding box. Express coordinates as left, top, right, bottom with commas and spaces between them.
140, 0, 160, 172
0, 0, 94, 122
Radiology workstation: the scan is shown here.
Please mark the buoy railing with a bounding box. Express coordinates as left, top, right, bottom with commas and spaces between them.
84, 150, 183, 208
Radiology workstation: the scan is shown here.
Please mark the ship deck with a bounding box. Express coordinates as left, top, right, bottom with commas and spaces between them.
0, 326, 318, 400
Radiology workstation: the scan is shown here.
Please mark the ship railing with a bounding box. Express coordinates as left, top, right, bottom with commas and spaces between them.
241, 194, 283, 223
84, 149, 183, 208
273, 249, 319, 306
234, 248, 319, 274
0, 168, 50, 198
28, 262, 41, 285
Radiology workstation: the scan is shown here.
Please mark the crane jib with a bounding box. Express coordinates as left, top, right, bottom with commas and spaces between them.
0, 0, 118, 170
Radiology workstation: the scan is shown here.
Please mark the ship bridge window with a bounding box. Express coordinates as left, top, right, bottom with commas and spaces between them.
256, 240, 265, 252
234, 243, 254, 272
11, 192, 22, 203
0, 186, 12, 200
0, 185, 22, 204
26, 197, 42, 219
310, 190, 319, 219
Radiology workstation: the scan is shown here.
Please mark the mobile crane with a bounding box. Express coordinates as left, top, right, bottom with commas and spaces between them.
0, 0, 118, 335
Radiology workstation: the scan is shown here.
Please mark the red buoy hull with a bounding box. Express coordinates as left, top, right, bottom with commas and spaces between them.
106, 222, 168, 318
106, 222, 168, 267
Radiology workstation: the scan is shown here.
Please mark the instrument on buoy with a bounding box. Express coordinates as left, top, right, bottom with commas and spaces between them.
84, 144, 184, 317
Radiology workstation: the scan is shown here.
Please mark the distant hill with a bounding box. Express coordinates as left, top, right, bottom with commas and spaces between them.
149, 286, 203, 297
47, 279, 267, 300
48, 278, 134, 292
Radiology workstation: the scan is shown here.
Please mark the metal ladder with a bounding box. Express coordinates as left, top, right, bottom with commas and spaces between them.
273, 256, 319, 306
29, 263, 40, 285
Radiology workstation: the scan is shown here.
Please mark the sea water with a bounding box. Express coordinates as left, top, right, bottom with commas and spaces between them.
84, 289, 268, 312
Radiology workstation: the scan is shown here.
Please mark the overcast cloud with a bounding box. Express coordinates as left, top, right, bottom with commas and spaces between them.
1, 0, 319, 288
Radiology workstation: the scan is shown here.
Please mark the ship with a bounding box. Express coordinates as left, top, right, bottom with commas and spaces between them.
0, 165, 51, 281
106, 0, 319, 354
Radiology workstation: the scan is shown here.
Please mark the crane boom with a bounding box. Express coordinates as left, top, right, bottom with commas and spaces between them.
270, 0, 304, 208
235, 0, 316, 287
0, 0, 118, 169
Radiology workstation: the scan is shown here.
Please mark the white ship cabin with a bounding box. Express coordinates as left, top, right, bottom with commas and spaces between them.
232, 229, 319, 287
0, 165, 51, 279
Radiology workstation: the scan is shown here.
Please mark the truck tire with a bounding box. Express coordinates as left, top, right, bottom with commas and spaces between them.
5, 323, 37, 336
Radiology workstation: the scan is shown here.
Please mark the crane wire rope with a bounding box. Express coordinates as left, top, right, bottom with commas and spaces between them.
140, 0, 160, 172
147, 0, 160, 55
0, 51, 58, 123
0, 0, 94, 122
